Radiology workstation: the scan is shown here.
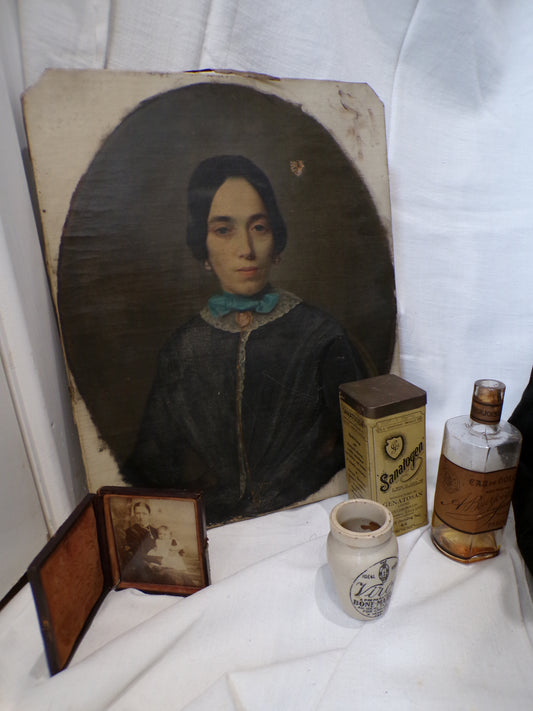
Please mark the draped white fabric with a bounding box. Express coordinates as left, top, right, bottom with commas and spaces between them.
2, 1, 533, 708
1, 498, 533, 709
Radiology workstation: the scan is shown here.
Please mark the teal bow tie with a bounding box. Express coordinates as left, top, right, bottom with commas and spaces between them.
208, 291, 279, 317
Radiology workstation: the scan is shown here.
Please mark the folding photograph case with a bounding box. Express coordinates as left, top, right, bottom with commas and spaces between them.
27, 487, 210, 675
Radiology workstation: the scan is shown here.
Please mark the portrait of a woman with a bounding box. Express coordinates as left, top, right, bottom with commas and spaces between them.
51, 79, 396, 523
121, 155, 369, 525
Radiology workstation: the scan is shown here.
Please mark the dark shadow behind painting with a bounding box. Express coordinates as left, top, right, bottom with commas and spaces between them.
57, 82, 396, 469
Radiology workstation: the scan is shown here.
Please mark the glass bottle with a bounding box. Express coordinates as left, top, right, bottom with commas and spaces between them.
431, 379, 522, 563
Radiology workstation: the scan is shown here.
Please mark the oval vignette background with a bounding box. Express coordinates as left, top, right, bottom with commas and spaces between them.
57, 82, 397, 468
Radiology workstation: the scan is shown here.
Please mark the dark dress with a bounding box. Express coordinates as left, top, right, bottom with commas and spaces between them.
510, 367, 533, 574
122, 290, 368, 525
122, 523, 158, 582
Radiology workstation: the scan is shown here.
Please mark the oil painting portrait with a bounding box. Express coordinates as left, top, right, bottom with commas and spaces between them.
24, 70, 397, 526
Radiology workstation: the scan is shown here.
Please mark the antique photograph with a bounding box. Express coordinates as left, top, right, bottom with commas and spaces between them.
24, 71, 397, 526
102, 490, 209, 594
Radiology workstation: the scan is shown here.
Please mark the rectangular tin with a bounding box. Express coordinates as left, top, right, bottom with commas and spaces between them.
339, 374, 428, 536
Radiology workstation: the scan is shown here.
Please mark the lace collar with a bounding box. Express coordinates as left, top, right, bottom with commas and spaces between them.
200, 289, 302, 333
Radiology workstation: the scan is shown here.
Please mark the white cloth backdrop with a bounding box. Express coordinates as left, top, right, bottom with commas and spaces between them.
1, 1, 533, 709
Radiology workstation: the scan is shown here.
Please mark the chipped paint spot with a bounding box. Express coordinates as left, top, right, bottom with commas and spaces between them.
289, 160, 305, 176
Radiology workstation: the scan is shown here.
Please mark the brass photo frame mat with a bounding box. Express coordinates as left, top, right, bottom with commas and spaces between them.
101, 487, 210, 596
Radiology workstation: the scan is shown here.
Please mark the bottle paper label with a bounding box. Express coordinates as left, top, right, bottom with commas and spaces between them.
434, 454, 517, 533
340, 400, 428, 536
470, 397, 502, 424
349, 556, 398, 619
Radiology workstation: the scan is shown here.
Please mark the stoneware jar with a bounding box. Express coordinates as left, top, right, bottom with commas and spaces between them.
327, 498, 398, 620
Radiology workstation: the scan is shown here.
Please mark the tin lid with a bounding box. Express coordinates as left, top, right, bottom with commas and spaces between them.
339, 374, 427, 419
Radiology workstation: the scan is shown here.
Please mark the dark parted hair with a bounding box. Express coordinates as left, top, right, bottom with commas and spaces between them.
186, 155, 288, 261
133, 501, 150, 514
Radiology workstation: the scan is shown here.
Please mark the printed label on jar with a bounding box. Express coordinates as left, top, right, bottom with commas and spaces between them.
434, 454, 517, 533
349, 556, 398, 618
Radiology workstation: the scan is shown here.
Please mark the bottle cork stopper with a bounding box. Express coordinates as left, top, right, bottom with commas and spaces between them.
470, 379, 505, 423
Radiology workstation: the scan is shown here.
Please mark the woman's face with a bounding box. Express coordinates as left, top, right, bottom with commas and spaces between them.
206, 177, 275, 296
133, 505, 150, 526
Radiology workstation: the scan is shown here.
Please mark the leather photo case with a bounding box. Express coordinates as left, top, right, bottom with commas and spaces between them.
27, 486, 209, 675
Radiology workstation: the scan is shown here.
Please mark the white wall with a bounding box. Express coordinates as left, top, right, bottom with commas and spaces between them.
0, 0, 86, 596
0, 346, 48, 598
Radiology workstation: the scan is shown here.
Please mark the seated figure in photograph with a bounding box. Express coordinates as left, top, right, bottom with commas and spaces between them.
121, 500, 157, 582
145, 524, 192, 586
122, 155, 368, 525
